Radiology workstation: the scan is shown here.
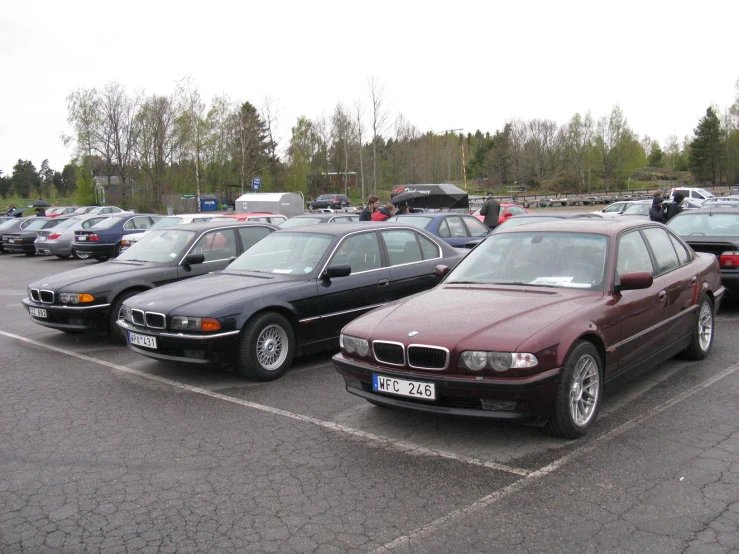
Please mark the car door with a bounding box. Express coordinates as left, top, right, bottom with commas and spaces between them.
613, 230, 669, 374
235, 225, 273, 254
461, 215, 490, 241
317, 230, 392, 339
436, 216, 470, 247
380, 229, 441, 300
642, 226, 697, 342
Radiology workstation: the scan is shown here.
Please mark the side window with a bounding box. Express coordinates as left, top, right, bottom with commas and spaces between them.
381, 229, 423, 265
192, 228, 237, 261
123, 219, 136, 230
616, 231, 654, 277
418, 233, 441, 260
463, 217, 490, 237
270, 217, 287, 225
668, 233, 691, 265
237, 226, 272, 251
437, 219, 451, 238
446, 216, 468, 238
133, 217, 153, 230
643, 227, 680, 274
332, 232, 382, 273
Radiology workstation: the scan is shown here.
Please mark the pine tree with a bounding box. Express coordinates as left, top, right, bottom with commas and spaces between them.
688, 107, 723, 183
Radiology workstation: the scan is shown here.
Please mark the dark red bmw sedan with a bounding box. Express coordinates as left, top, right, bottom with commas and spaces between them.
333, 218, 725, 438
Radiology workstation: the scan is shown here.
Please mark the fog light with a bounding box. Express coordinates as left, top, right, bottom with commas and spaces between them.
481, 399, 517, 411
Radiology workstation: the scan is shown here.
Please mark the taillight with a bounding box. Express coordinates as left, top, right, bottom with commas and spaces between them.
48, 233, 61, 240
719, 251, 739, 268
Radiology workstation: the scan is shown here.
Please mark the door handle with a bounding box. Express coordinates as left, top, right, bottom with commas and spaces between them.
658, 290, 667, 301
377, 279, 390, 287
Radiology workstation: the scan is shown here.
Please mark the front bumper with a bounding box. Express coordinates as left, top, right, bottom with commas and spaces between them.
333, 353, 560, 420
117, 319, 241, 365
22, 297, 111, 333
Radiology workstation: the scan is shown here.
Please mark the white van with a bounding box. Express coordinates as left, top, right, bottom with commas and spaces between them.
668, 187, 714, 205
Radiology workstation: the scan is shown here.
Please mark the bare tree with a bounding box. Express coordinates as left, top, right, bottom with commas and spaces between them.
353, 100, 366, 198
330, 103, 354, 196
176, 77, 208, 209
135, 94, 179, 209
368, 76, 390, 195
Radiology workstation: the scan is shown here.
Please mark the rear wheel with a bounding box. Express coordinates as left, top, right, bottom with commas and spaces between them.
109, 290, 143, 345
113, 243, 122, 258
235, 312, 295, 381
681, 295, 714, 360
94, 255, 110, 262
73, 250, 90, 260
25, 251, 35, 256
55, 254, 71, 259
545, 341, 603, 439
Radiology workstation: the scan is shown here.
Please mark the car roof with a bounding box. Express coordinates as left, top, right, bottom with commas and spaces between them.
510, 211, 603, 219
670, 206, 739, 214
288, 213, 352, 220
276, 221, 451, 237
391, 212, 478, 219
158, 220, 278, 232
495, 217, 658, 237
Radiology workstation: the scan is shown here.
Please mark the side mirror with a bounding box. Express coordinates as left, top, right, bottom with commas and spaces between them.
182, 253, 205, 269
323, 264, 351, 279
617, 271, 653, 291
434, 265, 450, 278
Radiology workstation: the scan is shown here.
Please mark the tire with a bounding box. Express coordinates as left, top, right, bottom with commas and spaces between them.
73, 250, 90, 260
94, 255, 110, 262
545, 341, 603, 439
109, 290, 144, 345
113, 243, 122, 258
25, 251, 35, 256
681, 295, 714, 360
55, 254, 71, 259
235, 312, 295, 381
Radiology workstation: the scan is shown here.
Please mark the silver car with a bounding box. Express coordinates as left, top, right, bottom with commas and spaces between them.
34, 214, 117, 258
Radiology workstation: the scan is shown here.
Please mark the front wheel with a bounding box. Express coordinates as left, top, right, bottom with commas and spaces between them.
545, 341, 603, 439
236, 312, 295, 381
681, 295, 714, 360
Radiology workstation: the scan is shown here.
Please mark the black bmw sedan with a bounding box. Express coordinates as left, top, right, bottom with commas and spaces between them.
23, 221, 276, 342
117, 223, 465, 380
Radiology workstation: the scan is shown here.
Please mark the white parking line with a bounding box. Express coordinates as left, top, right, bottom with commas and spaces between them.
0, 331, 530, 477
372, 360, 739, 552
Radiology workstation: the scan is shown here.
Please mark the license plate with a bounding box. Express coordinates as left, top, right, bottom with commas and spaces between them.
29, 307, 47, 318
372, 374, 436, 400
37, 236, 46, 242
7, 239, 15, 243
77, 236, 87, 241
128, 332, 157, 349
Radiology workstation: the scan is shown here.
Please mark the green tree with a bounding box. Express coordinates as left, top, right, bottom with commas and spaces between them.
75, 158, 96, 205
11, 159, 40, 198
689, 107, 723, 183
60, 163, 78, 197
647, 141, 664, 167
0, 171, 11, 198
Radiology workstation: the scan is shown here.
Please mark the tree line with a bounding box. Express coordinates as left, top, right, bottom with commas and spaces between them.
2, 77, 738, 209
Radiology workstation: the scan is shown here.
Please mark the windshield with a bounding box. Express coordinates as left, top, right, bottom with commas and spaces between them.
116, 229, 196, 262
24, 219, 53, 230
228, 232, 334, 275
623, 204, 650, 215
667, 213, 739, 237
0, 219, 20, 229
147, 216, 183, 230
386, 216, 432, 229
279, 217, 323, 228
447, 231, 609, 290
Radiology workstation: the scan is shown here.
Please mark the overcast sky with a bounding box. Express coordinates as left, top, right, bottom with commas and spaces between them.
1, 0, 737, 176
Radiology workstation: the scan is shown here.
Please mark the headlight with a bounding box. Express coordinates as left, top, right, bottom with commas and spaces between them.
171, 316, 221, 332
59, 293, 95, 304
120, 305, 131, 321
340, 334, 370, 356
459, 351, 538, 372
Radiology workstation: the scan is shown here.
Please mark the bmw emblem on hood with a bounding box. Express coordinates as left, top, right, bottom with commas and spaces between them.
408, 331, 418, 337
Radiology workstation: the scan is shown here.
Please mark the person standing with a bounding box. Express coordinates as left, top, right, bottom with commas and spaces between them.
665, 192, 685, 222
479, 196, 501, 230
6, 205, 17, 216
359, 195, 379, 221
35, 207, 46, 217
649, 196, 666, 223
371, 203, 394, 221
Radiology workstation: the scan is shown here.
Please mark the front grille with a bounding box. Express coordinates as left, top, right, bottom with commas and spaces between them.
30, 289, 40, 302
131, 309, 146, 326
408, 346, 448, 370
373, 341, 405, 365
145, 312, 166, 329
40, 290, 54, 304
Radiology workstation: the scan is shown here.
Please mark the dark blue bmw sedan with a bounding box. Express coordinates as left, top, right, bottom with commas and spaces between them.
72, 213, 161, 261
385, 212, 490, 247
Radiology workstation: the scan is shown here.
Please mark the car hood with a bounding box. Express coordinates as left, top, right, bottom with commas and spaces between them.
349, 284, 600, 351
123, 271, 309, 315
28, 261, 169, 292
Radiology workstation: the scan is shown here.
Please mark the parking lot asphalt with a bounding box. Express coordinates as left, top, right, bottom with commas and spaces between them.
1, 253, 738, 553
